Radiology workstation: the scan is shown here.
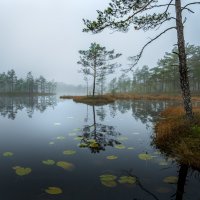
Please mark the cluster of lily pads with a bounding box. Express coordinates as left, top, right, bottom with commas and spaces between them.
99, 174, 137, 188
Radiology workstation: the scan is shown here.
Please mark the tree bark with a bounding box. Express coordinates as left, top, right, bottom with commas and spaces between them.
175, 0, 193, 120
93, 57, 97, 97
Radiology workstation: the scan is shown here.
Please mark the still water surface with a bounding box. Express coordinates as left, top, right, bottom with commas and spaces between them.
0, 96, 199, 200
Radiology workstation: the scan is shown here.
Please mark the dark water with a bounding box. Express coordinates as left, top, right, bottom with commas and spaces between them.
0, 96, 199, 200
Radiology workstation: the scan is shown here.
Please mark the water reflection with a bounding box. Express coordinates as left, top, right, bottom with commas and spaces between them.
0, 95, 57, 119
110, 100, 180, 126
79, 105, 121, 153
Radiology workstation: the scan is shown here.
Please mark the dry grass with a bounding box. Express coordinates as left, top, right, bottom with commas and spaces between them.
60, 93, 200, 102
154, 106, 200, 169
60, 95, 115, 106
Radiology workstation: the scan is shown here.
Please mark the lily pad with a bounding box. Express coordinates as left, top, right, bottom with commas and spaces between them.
56, 136, 65, 140
100, 174, 117, 188
42, 160, 55, 165
63, 150, 76, 155
74, 136, 83, 141
3, 152, 14, 157
138, 153, 153, 160
54, 123, 61, 126
106, 155, 118, 160
100, 174, 117, 181
127, 147, 135, 150
115, 145, 126, 149
118, 176, 136, 184
101, 180, 117, 187
49, 141, 55, 145
13, 166, 32, 176
163, 176, 178, 184
56, 161, 74, 171
45, 187, 62, 195
78, 143, 88, 148
68, 133, 77, 136
89, 142, 99, 148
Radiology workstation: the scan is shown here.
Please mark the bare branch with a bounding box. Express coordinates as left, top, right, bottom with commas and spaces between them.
182, 2, 200, 10
127, 26, 176, 72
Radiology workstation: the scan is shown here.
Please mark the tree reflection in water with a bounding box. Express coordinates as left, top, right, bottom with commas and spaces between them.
79, 105, 121, 153
0, 95, 57, 119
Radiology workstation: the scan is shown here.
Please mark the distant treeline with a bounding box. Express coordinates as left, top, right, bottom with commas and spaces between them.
0, 69, 56, 95
108, 44, 200, 95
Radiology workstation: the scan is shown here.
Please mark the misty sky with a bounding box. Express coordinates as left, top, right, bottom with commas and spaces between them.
0, 0, 199, 85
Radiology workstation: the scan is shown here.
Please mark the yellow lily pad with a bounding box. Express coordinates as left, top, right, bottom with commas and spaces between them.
138, 153, 153, 160
63, 150, 76, 155
106, 155, 118, 160
42, 160, 55, 165
163, 176, 178, 184
115, 145, 126, 149
45, 187, 62, 195
3, 152, 14, 157
56, 161, 74, 171
13, 166, 32, 176
118, 176, 136, 184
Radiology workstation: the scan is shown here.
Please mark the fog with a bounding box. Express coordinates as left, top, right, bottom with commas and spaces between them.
0, 0, 199, 85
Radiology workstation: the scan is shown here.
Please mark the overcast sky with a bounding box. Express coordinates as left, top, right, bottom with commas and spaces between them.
0, 0, 199, 85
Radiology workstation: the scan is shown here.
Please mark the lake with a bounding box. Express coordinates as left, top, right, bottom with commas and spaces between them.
0, 96, 199, 200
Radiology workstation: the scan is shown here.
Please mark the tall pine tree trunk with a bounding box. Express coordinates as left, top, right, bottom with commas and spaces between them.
175, 0, 193, 120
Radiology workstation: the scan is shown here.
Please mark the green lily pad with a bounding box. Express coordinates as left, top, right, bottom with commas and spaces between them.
127, 147, 135, 150
74, 136, 83, 141
56, 161, 74, 171
68, 133, 77, 136
45, 187, 62, 195
118, 136, 128, 141
13, 166, 32, 176
106, 155, 118, 160
100, 174, 117, 181
49, 141, 55, 145
101, 180, 117, 187
56, 136, 65, 140
115, 145, 126, 149
138, 153, 153, 160
100, 174, 117, 188
78, 143, 88, 148
118, 176, 136, 184
3, 152, 14, 157
63, 150, 76, 155
163, 176, 178, 184
89, 142, 99, 148
42, 160, 55, 165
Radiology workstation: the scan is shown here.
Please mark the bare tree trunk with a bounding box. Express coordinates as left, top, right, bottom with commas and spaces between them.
93, 58, 96, 97
175, 0, 193, 120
